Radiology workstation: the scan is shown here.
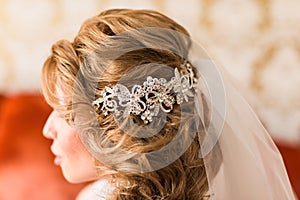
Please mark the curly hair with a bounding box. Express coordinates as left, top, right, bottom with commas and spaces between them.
41, 9, 218, 199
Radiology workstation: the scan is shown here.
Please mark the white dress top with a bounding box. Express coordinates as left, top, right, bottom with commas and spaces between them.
76, 179, 114, 200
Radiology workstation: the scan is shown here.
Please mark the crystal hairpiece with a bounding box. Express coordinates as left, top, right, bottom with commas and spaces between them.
93, 62, 197, 124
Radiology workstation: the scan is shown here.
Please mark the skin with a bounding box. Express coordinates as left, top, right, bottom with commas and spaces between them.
43, 110, 99, 183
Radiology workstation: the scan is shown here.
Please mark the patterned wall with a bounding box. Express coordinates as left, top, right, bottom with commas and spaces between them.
0, 0, 299, 143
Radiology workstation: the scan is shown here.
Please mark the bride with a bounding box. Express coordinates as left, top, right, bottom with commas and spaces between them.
41, 9, 296, 199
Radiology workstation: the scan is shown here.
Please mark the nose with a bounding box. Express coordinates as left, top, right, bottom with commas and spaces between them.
43, 110, 57, 139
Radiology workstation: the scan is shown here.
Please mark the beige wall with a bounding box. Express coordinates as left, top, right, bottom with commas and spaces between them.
0, 0, 299, 143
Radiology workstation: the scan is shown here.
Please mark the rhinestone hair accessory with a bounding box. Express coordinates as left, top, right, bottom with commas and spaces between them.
92, 62, 197, 124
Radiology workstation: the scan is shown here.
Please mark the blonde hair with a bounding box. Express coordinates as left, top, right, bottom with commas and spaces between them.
42, 9, 212, 199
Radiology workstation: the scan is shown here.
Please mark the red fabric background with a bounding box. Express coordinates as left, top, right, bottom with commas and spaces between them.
0, 94, 87, 200
0, 93, 299, 199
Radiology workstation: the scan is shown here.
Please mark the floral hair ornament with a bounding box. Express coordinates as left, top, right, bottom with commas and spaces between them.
92, 61, 197, 124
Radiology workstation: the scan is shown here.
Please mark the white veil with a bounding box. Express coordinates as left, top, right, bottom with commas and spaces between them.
196, 58, 296, 199
71, 27, 296, 199
186, 40, 296, 199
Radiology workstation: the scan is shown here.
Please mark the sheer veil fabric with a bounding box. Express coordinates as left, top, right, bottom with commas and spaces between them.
72, 27, 296, 199
198, 59, 296, 199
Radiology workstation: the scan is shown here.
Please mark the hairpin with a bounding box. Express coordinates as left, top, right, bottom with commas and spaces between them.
93, 62, 197, 124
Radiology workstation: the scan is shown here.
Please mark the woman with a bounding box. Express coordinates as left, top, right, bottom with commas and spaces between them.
42, 9, 296, 199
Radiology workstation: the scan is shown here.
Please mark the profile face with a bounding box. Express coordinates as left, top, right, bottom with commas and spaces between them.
43, 110, 99, 183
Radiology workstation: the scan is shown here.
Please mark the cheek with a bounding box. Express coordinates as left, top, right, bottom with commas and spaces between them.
60, 128, 85, 158
58, 125, 98, 183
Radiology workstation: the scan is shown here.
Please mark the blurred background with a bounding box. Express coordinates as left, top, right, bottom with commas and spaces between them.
0, 0, 299, 199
